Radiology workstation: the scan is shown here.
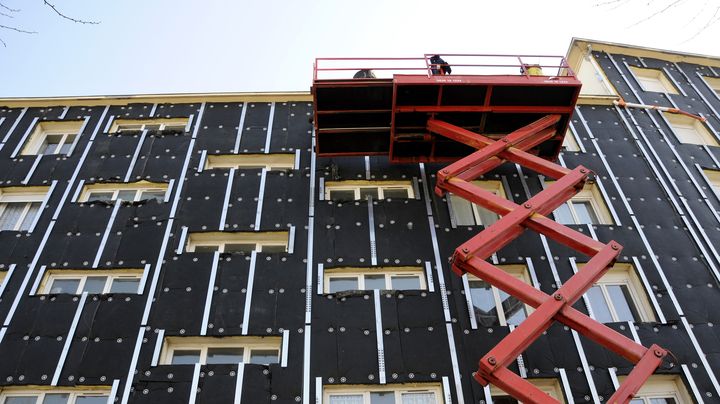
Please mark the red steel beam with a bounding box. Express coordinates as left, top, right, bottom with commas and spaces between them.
607, 344, 668, 403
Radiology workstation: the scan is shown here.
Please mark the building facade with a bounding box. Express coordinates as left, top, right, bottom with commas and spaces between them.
0, 39, 719, 403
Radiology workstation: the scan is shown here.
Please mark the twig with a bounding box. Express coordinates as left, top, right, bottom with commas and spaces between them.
627, 0, 685, 28
42, 0, 99, 24
0, 2, 19, 12
0, 36, 6, 47
0, 10, 14, 18
0, 23, 37, 34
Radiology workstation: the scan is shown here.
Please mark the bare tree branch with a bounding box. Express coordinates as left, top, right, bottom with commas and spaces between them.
0, 36, 6, 47
0, 23, 37, 34
0, 10, 15, 18
0, 2, 19, 12
627, 0, 685, 28
42, 0, 99, 24
685, 5, 720, 41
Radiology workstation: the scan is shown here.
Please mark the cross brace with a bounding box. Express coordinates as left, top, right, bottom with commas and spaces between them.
428, 116, 668, 403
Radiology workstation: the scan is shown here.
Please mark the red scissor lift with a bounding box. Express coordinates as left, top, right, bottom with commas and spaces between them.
312, 55, 669, 403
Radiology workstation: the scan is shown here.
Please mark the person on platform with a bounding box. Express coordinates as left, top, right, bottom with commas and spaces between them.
353, 69, 376, 79
429, 55, 451, 75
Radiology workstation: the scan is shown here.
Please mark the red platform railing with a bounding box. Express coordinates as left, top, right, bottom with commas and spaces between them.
430, 115, 669, 403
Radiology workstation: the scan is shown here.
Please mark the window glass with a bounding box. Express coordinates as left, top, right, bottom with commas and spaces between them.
391, 275, 421, 290
117, 124, 143, 132
5, 397, 37, 404
75, 396, 108, 404
329, 190, 356, 200
50, 279, 80, 294
171, 350, 201, 365
370, 391, 395, 404
18, 203, 41, 231
401, 392, 436, 404
248, 349, 279, 364
206, 347, 244, 364
110, 278, 140, 293
587, 286, 613, 323
194, 245, 220, 253
83, 276, 108, 293
360, 188, 379, 200
42, 134, 64, 154
261, 245, 287, 253
117, 190, 137, 201
59, 135, 76, 154
476, 205, 499, 226
499, 289, 526, 326
553, 203, 574, 224
140, 190, 165, 201
364, 275, 386, 290
0, 202, 25, 230
329, 395, 363, 404
383, 188, 409, 199
573, 201, 599, 224
42, 394, 69, 404
86, 192, 114, 202
329, 277, 358, 293
469, 280, 500, 327
449, 195, 476, 226
607, 285, 639, 322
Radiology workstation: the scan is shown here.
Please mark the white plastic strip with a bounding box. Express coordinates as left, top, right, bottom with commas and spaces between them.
316, 264, 324, 295
92, 199, 122, 268
608, 367, 620, 389
627, 321, 641, 344
70, 180, 85, 204
254, 168, 267, 230
368, 196, 378, 265
124, 130, 147, 182
539, 235, 562, 286
663, 66, 687, 96
233, 363, 245, 404
681, 363, 706, 404
22, 154, 43, 185
569, 258, 595, 320
443, 377, 454, 404
197, 150, 207, 173
164, 179, 174, 203
176, 226, 188, 255
66, 116, 90, 157
0, 327, 5, 344
288, 225, 296, 254
107, 379, 120, 404
570, 329, 600, 403
318, 177, 325, 201
51, 292, 88, 386
1, 107, 27, 144
445, 323, 465, 404
631, 256, 666, 323
103, 115, 114, 134
281, 329, 290, 367
241, 250, 258, 335
186, 114, 195, 134
525, 257, 540, 289
0, 264, 16, 298
149, 103, 158, 118
589, 136, 633, 218
264, 102, 275, 153
461, 274, 478, 330
302, 328, 312, 404
170, 102, 205, 217
424, 261, 435, 292
138, 264, 151, 294
151, 329, 165, 366
28, 265, 47, 295
219, 168, 235, 230
558, 368, 575, 404
188, 363, 201, 404
233, 103, 248, 153
120, 327, 146, 402
141, 218, 175, 325
314, 376, 322, 404
28, 179, 57, 233
373, 289, 386, 384
10, 116, 39, 158
294, 149, 301, 170
201, 251, 220, 335
305, 217, 315, 325
365, 156, 371, 180
681, 316, 720, 397
567, 121, 587, 153
483, 384, 493, 404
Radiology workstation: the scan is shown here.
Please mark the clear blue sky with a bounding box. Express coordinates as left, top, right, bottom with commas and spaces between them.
1, 0, 718, 97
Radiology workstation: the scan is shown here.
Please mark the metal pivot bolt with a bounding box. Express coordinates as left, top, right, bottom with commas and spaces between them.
580, 168, 587, 173
524, 203, 532, 209
654, 349, 664, 358
611, 243, 620, 250
462, 248, 469, 253
487, 356, 497, 366
554, 293, 563, 301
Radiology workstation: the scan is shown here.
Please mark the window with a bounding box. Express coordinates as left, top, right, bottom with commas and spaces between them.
110, 117, 188, 133
78, 181, 168, 203
324, 384, 444, 404
576, 55, 617, 97
39, 269, 143, 295
0, 388, 109, 404
664, 113, 718, 146
467, 265, 531, 327
448, 180, 505, 226
205, 153, 295, 171
325, 181, 414, 200
20, 120, 83, 156
704, 76, 720, 96
561, 128, 581, 152
490, 378, 565, 403
186, 231, 289, 253
160, 336, 281, 365
325, 267, 426, 293
621, 375, 692, 404
549, 182, 613, 225
703, 169, 720, 197
581, 263, 655, 323
629, 66, 679, 94
0, 187, 48, 231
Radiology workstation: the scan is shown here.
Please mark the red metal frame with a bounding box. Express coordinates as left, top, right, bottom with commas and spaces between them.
430, 117, 669, 403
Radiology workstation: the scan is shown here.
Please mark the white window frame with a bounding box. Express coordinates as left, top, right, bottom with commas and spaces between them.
664, 112, 718, 146
325, 181, 415, 200
40, 269, 144, 295
467, 264, 532, 327
110, 117, 189, 133
205, 153, 295, 171
78, 181, 169, 203
186, 231, 289, 253
704, 76, 720, 96
547, 181, 613, 225
619, 375, 692, 403
576, 54, 617, 97
324, 383, 444, 404
160, 336, 282, 365
20, 120, 83, 156
581, 263, 655, 323
448, 180, 506, 226
629, 66, 679, 94
490, 378, 565, 402
0, 187, 48, 232
0, 388, 110, 404
324, 267, 426, 292
703, 169, 720, 198
561, 127, 581, 152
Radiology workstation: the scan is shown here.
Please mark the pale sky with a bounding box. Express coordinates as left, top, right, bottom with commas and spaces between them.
1, 0, 718, 97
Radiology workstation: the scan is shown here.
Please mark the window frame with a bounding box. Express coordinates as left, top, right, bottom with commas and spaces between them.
702, 169, 720, 199
663, 112, 718, 146
629, 66, 679, 94
20, 120, 84, 156
576, 54, 617, 97
0, 388, 110, 404
160, 336, 282, 366
489, 378, 565, 402
561, 127, 581, 152
467, 264, 533, 327
110, 117, 189, 133
78, 181, 169, 203
703, 75, 720, 97
39, 269, 144, 295
185, 231, 289, 253
546, 181, 614, 225
323, 383, 444, 404
448, 180, 506, 226
205, 153, 295, 171
619, 375, 692, 403
0, 187, 48, 232
580, 263, 656, 323
324, 181, 415, 200
324, 266, 426, 293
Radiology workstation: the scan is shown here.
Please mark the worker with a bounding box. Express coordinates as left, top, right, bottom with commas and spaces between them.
353, 69, 376, 79
429, 55, 451, 75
